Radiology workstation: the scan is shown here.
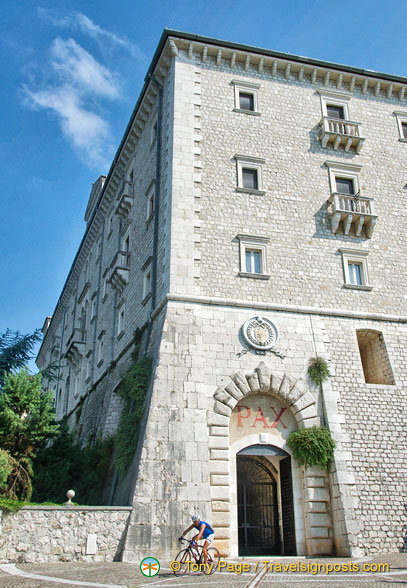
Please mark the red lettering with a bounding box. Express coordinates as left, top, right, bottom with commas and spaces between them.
237, 405, 251, 427
251, 407, 269, 428
270, 407, 288, 429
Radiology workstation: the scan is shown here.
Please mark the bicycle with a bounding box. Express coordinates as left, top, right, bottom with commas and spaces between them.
173, 538, 220, 575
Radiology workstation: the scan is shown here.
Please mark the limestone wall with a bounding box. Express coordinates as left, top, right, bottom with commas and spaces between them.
0, 506, 131, 563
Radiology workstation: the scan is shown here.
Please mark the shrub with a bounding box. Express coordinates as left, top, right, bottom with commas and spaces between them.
287, 426, 336, 469
307, 357, 331, 386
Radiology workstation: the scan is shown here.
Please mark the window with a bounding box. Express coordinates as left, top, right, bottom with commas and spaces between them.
326, 104, 345, 120
336, 177, 355, 195
117, 302, 125, 336
356, 330, 395, 385
102, 270, 109, 301
318, 89, 351, 120
146, 181, 155, 223
237, 235, 270, 279
91, 295, 97, 321
242, 168, 258, 190
97, 332, 105, 366
235, 155, 265, 194
339, 248, 372, 290
326, 161, 361, 196
122, 232, 130, 253
232, 80, 260, 115
394, 111, 407, 142
142, 257, 152, 301
348, 262, 362, 285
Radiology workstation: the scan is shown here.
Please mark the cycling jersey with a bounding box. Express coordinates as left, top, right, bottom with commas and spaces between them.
193, 520, 214, 539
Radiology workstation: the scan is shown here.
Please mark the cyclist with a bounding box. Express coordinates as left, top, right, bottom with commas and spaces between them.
179, 514, 214, 566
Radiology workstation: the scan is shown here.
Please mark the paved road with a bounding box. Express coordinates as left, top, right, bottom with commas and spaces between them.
1, 554, 407, 588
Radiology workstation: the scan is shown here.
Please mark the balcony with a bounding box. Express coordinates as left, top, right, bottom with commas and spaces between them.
329, 193, 377, 238
115, 180, 135, 220
319, 117, 364, 153
65, 329, 86, 367
109, 251, 130, 293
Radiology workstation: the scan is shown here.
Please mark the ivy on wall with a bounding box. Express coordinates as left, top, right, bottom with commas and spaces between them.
287, 426, 336, 469
114, 355, 152, 478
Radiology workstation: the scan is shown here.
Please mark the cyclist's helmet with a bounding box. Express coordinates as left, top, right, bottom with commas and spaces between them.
191, 513, 200, 522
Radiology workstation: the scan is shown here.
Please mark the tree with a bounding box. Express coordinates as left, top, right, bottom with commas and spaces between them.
0, 369, 58, 501
0, 329, 41, 387
0, 368, 58, 459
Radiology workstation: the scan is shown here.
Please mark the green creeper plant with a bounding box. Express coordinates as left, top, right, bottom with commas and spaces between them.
307, 356, 331, 386
287, 426, 336, 469
115, 355, 152, 477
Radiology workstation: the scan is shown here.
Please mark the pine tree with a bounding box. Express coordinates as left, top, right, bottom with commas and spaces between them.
0, 329, 41, 387
0, 368, 58, 459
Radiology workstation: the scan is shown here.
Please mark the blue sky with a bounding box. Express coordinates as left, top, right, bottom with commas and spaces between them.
1, 0, 406, 368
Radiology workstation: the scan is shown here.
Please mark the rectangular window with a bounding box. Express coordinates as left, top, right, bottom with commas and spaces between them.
348, 262, 362, 285
232, 80, 260, 115
142, 257, 153, 302
239, 92, 254, 111
340, 248, 372, 290
235, 155, 265, 193
117, 304, 125, 335
335, 177, 354, 195
394, 111, 407, 142
242, 168, 258, 190
237, 234, 270, 279
327, 104, 345, 119
245, 249, 261, 274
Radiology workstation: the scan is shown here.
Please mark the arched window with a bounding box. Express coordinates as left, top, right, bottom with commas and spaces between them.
356, 330, 395, 385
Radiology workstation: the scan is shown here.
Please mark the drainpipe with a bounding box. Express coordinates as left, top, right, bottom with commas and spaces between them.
143, 74, 163, 357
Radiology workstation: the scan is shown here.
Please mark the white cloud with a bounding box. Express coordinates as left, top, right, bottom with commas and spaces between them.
37, 8, 146, 64
25, 84, 112, 169
23, 37, 120, 169
50, 38, 119, 99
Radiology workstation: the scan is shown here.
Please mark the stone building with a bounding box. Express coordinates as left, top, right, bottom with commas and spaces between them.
37, 30, 407, 560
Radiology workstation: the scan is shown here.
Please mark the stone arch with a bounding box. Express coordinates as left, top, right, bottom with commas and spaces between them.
207, 361, 320, 558
210, 361, 318, 429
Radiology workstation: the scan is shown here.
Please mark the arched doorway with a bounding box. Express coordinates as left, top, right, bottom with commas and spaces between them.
237, 445, 296, 556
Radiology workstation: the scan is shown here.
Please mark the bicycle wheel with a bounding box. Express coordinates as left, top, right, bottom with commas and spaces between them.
173, 549, 191, 575
204, 547, 220, 574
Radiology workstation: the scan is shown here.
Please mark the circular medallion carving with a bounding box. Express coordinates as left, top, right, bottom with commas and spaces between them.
242, 316, 279, 351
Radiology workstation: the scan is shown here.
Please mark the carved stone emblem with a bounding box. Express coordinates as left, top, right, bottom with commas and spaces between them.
242, 316, 279, 351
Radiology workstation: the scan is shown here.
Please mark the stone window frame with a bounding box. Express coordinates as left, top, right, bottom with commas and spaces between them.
318, 89, 352, 120
97, 330, 105, 367
394, 111, 407, 142
101, 269, 109, 302
237, 234, 270, 280
325, 160, 362, 196
339, 248, 372, 291
142, 256, 152, 304
117, 300, 126, 339
232, 79, 261, 116
146, 180, 155, 225
235, 154, 266, 195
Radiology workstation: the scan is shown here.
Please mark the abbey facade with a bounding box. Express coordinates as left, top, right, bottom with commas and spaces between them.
37, 30, 407, 560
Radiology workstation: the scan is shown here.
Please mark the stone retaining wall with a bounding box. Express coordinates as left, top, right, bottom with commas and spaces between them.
0, 506, 132, 563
